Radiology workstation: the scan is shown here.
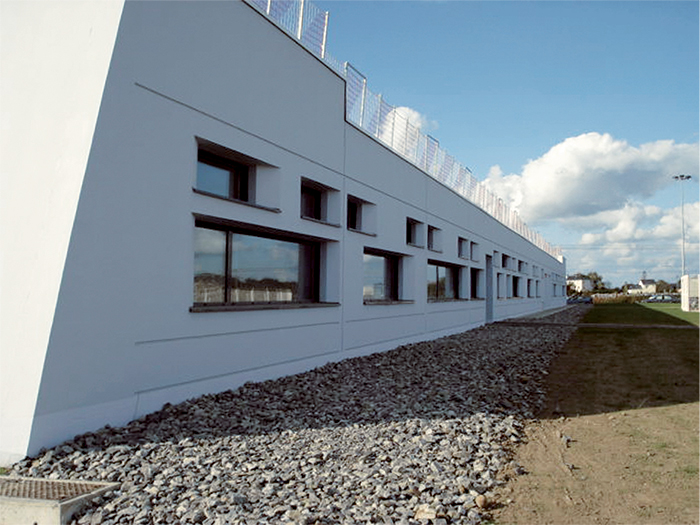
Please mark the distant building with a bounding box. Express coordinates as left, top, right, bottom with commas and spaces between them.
627, 279, 657, 295
566, 274, 593, 293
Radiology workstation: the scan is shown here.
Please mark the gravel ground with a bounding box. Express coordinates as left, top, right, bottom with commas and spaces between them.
11, 306, 589, 525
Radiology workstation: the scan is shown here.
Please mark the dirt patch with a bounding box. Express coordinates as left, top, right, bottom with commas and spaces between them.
492, 306, 699, 525
493, 403, 699, 525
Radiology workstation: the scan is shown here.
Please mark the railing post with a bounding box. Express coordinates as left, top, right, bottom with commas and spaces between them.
297, 0, 305, 40
359, 77, 367, 128
266, 0, 271, 15
321, 11, 329, 59
375, 93, 382, 137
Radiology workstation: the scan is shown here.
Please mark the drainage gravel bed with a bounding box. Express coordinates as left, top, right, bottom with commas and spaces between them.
10, 306, 589, 525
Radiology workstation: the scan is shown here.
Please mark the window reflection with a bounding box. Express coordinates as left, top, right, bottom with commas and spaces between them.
196, 162, 230, 198
193, 225, 320, 305
428, 263, 457, 301
363, 253, 387, 301
230, 234, 302, 303
194, 228, 226, 303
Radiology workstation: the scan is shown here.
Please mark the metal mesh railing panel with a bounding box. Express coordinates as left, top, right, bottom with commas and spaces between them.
241, 0, 561, 259
300, 2, 327, 57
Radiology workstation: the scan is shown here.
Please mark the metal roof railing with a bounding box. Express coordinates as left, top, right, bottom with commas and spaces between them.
244, 0, 562, 260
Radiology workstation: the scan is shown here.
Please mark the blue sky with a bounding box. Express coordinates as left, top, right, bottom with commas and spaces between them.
316, 0, 699, 287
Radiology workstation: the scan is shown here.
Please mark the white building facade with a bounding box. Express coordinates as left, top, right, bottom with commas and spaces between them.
0, 0, 565, 463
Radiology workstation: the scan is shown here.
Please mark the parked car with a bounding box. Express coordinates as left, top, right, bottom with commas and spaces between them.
644, 294, 680, 303
567, 295, 593, 304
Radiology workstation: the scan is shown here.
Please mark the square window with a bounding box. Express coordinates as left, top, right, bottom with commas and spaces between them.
363, 249, 400, 302
470, 241, 479, 261
427, 261, 458, 301
197, 150, 250, 202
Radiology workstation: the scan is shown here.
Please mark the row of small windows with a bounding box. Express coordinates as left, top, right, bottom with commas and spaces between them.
406, 218, 480, 262
193, 141, 550, 309
496, 272, 544, 299
196, 143, 485, 265
193, 222, 490, 308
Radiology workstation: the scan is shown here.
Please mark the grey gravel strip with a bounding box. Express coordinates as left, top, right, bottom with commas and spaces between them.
11, 306, 590, 525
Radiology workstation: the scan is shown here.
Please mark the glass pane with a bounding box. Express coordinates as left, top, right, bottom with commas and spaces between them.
437, 266, 447, 298
197, 161, 230, 197
443, 266, 456, 299
427, 264, 437, 299
194, 227, 226, 303
364, 253, 387, 301
230, 234, 300, 303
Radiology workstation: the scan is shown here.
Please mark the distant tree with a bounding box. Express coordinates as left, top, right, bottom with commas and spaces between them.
585, 272, 605, 290
656, 280, 675, 293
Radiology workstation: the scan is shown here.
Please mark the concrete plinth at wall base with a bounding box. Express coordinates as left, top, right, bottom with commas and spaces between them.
0, 477, 117, 525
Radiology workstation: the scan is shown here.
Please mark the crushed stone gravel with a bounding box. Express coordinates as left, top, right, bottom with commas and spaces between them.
10, 306, 590, 524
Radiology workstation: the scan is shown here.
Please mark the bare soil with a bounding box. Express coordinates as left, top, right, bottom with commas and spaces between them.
492, 305, 699, 525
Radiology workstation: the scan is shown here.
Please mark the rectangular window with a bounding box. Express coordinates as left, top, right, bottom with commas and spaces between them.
197, 150, 250, 202
363, 249, 400, 302
513, 276, 522, 297
470, 267, 483, 299
406, 218, 423, 246
458, 237, 469, 259
347, 196, 361, 231
301, 184, 323, 220
427, 261, 459, 301
427, 226, 441, 252
502, 254, 509, 269
470, 241, 479, 262
194, 223, 320, 306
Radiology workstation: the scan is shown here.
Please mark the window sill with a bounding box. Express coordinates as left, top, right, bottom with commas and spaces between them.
301, 216, 341, 228
427, 248, 443, 254
347, 227, 377, 237
191, 302, 340, 312
427, 298, 469, 303
363, 300, 415, 306
193, 188, 281, 213
406, 242, 424, 249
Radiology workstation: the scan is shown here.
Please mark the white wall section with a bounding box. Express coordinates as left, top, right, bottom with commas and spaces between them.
1, 1, 565, 463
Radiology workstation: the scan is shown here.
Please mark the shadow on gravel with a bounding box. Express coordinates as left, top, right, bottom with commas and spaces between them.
539, 304, 699, 419
49, 309, 587, 454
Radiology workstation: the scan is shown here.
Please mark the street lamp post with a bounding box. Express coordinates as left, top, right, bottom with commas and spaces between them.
672, 174, 692, 279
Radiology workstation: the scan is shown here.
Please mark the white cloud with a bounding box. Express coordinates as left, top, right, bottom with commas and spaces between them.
563, 201, 699, 285
483, 132, 698, 223
392, 106, 438, 134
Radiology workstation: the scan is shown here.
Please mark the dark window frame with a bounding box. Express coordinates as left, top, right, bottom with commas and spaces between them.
427, 225, 441, 252
406, 218, 423, 247
427, 259, 461, 302
192, 217, 328, 310
301, 184, 323, 221
347, 196, 362, 231
197, 150, 251, 203
363, 247, 403, 304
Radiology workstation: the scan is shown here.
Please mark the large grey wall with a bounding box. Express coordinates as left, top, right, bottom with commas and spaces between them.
2, 1, 565, 462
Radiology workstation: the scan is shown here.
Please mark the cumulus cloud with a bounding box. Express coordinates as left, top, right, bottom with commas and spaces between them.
563, 201, 699, 285
483, 132, 698, 223
391, 106, 438, 134
483, 132, 699, 285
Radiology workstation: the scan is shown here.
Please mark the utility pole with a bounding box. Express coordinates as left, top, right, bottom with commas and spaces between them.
672, 174, 692, 279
